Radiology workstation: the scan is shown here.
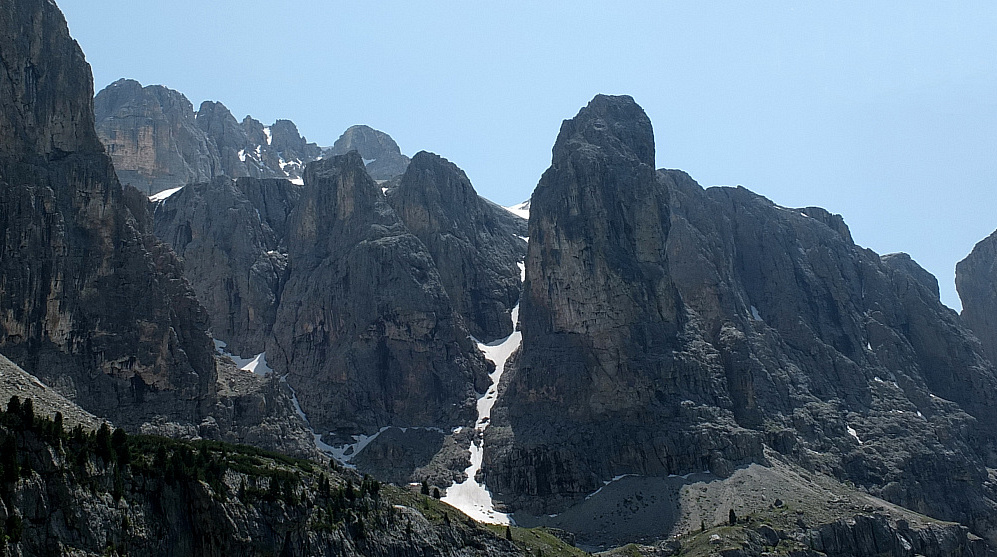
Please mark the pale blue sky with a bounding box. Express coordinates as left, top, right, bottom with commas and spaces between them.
58, 1, 996, 310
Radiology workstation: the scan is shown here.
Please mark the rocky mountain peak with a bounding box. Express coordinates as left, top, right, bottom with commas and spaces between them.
331, 124, 402, 158
957, 229, 997, 363
328, 124, 411, 180
387, 150, 528, 341
551, 94, 654, 168
94, 80, 321, 193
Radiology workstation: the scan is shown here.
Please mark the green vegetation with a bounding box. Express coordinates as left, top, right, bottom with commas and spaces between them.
482, 524, 590, 557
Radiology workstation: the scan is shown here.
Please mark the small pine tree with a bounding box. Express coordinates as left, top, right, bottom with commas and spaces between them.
20, 398, 33, 429
53, 411, 64, 435
7, 395, 20, 416
112, 428, 130, 465
432, 487, 441, 499
420, 478, 430, 496
95, 422, 113, 462
729, 508, 737, 526
505, 525, 513, 540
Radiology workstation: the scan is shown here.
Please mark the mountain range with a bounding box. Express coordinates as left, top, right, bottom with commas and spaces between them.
2, 0, 997, 555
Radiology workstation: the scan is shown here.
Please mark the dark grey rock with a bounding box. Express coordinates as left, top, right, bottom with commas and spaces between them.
152, 176, 300, 357
268, 153, 491, 439
387, 151, 527, 341
0, 0, 216, 430
327, 124, 411, 180
487, 94, 997, 546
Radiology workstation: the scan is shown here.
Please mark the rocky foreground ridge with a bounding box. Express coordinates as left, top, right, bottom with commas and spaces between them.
0, 398, 532, 556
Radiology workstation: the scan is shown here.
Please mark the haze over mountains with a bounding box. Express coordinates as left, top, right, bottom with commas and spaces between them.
3, 0, 997, 555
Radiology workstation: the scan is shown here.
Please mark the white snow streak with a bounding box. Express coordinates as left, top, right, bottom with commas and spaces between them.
263, 126, 272, 145
441, 262, 525, 525
847, 425, 863, 444
149, 186, 184, 202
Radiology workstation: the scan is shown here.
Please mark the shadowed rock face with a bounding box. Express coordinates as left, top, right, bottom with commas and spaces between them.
387, 151, 527, 342
958, 230, 997, 364
268, 153, 490, 439
94, 79, 321, 195
152, 177, 301, 357
328, 125, 411, 180
488, 95, 997, 542
0, 0, 216, 428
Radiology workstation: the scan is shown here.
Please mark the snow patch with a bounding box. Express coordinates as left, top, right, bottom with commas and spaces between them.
290, 177, 304, 186
149, 186, 184, 202
363, 158, 376, 166
866, 342, 873, 351
238, 149, 246, 162
213, 339, 273, 377
750, 305, 762, 321
847, 425, 863, 444
280, 374, 309, 424
263, 126, 272, 145
505, 200, 530, 220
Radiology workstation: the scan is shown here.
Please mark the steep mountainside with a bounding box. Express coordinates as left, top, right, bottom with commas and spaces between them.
152, 177, 300, 358
487, 95, 997, 544
94, 79, 321, 195
268, 153, 491, 440
386, 151, 528, 341
327, 124, 411, 180
957, 230, 997, 364
0, 0, 217, 430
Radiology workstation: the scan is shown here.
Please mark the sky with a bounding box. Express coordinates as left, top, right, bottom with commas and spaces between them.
57, 1, 996, 310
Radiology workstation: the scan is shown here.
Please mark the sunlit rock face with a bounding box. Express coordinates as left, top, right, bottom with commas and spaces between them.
94, 79, 321, 195
487, 95, 997, 543
958, 229, 997, 365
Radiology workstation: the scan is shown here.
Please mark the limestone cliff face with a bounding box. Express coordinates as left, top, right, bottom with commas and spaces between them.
268, 153, 490, 439
152, 177, 300, 357
958, 230, 997, 364
387, 151, 527, 341
328, 124, 411, 180
0, 0, 217, 428
94, 79, 217, 194
0, 0, 100, 160
94, 80, 321, 195
488, 95, 997, 542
